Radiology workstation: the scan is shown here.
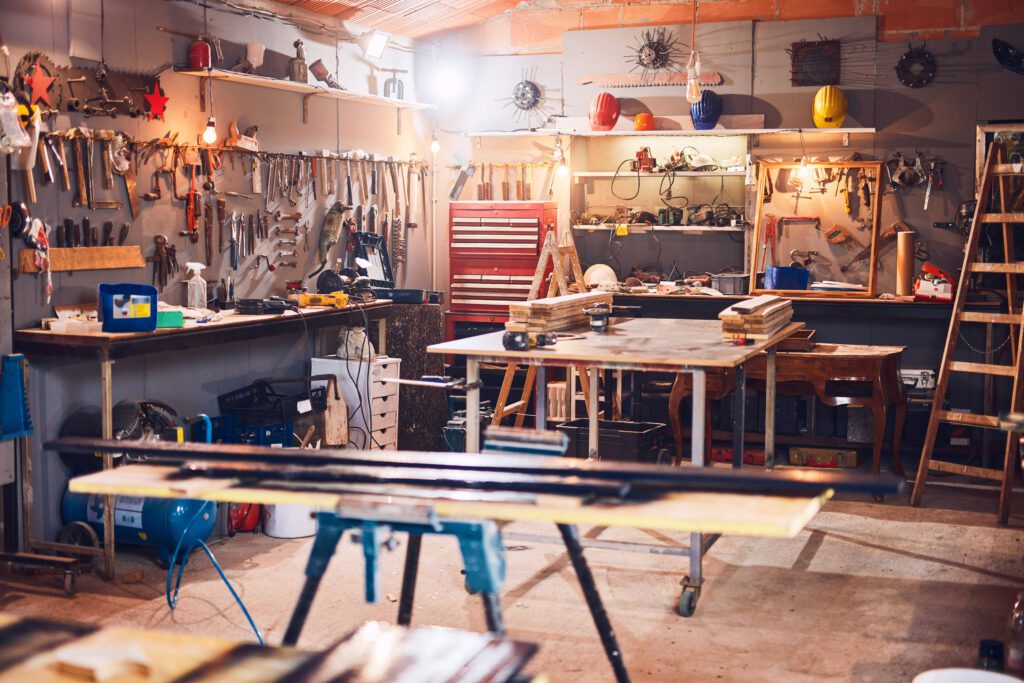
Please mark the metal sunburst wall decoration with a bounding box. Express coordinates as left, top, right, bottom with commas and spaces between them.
497, 68, 549, 129
627, 28, 684, 80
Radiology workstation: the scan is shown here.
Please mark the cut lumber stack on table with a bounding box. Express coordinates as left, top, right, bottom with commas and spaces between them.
719, 295, 794, 340
506, 292, 614, 333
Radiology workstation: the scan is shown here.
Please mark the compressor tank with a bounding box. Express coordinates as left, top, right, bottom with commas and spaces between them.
62, 490, 216, 563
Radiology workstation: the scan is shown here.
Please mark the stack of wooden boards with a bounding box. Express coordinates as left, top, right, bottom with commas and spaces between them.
506, 292, 614, 332
719, 295, 793, 340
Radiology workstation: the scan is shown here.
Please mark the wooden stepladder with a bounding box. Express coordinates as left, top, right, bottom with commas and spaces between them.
492, 230, 598, 426
912, 143, 1024, 523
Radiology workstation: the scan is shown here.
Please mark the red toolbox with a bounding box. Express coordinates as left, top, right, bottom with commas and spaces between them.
447, 201, 556, 328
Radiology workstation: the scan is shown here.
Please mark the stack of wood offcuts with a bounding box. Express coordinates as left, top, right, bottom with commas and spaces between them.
506, 292, 614, 333
718, 295, 793, 340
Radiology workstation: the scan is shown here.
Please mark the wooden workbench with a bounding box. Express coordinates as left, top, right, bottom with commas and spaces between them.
12, 301, 391, 581
0, 614, 537, 682
69, 463, 826, 538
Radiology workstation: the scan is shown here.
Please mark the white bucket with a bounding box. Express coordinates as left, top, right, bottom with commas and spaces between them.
263, 504, 317, 538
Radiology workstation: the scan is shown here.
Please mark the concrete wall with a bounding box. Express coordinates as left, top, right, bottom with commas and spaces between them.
3, 0, 436, 538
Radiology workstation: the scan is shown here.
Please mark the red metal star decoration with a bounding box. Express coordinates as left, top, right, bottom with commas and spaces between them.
24, 60, 56, 106
143, 80, 169, 120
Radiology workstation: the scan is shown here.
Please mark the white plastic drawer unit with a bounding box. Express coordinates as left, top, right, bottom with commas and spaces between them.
449, 273, 534, 309
450, 216, 541, 258
311, 356, 401, 451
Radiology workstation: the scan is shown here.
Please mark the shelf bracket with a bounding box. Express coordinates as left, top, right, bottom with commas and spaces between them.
302, 94, 313, 124
842, 133, 850, 147
199, 77, 209, 113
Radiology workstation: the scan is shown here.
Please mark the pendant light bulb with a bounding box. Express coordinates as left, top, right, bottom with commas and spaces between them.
798, 156, 811, 180
430, 133, 440, 154
685, 52, 702, 104
557, 161, 569, 178
202, 117, 218, 145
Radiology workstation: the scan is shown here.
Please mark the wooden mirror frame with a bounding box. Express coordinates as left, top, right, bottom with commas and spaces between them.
748, 160, 884, 299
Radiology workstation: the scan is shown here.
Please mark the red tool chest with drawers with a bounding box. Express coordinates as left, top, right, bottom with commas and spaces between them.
446, 201, 556, 340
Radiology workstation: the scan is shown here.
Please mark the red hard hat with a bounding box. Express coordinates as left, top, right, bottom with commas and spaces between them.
589, 92, 621, 131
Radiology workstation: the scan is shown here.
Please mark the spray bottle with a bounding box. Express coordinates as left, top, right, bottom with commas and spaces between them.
185, 262, 207, 309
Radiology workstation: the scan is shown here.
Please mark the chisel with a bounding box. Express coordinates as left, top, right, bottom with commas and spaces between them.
502, 164, 510, 201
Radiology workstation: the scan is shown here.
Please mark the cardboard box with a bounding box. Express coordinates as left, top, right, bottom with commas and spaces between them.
788, 446, 860, 469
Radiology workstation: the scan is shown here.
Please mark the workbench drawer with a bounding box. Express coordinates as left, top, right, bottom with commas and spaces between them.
371, 410, 398, 431
369, 426, 397, 449
371, 394, 399, 414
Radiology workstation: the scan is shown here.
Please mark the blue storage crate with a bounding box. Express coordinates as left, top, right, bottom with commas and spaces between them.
198, 414, 294, 446
765, 266, 810, 290
99, 283, 158, 333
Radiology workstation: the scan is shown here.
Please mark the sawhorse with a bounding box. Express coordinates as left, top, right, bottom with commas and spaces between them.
283, 512, 631, 683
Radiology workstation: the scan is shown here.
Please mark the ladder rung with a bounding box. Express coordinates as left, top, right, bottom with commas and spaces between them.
948, 361, 1018, 377
969, 262, 1024, 274
993, 164, 1024, 175
960, 311, 1021, 324
928, 458, 1005, 481
980, 213, 1024, 223
936, 410, 1001, 428
497, 400, 528, 417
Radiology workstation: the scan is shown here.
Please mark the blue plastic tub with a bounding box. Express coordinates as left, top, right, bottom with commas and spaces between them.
99, 283, 158, 333
765, 266, 810, 290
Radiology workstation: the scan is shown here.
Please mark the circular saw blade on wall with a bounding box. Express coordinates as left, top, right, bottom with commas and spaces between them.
14, 51, 64, 109
496, 68, 549, 129
626, 28, 684, 81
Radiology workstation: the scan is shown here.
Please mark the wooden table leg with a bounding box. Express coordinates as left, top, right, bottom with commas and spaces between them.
892, 400, 907, 477
100, 355, 116, 580
588, 367, 599, 459
765, 348, 777, 470
466, 357, 480, 453
732, 363, 746, 469
668, 375, 685, 465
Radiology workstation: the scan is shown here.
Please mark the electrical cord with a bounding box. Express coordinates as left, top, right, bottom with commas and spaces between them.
610, 159, 641, 201
166, 500, 264, 645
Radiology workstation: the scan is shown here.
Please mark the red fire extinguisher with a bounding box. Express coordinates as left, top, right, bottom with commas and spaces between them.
189, 39, 212, 69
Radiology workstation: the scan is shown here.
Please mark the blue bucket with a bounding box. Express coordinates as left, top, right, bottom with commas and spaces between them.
765, 266, 810, 290
99, 283, 158, 333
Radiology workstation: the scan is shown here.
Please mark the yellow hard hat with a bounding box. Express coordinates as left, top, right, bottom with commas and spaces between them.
812, 85, 847, 128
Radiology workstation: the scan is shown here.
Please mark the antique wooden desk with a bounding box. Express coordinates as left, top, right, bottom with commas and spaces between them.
669, 343, 908, 477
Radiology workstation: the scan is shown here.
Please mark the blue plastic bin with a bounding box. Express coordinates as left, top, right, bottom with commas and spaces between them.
99, 283, 158, 333
765, 266, 810, 290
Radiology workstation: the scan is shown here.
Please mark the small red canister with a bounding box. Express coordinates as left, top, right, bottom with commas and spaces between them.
188, 39, 212, 69
634, 113, 654, 131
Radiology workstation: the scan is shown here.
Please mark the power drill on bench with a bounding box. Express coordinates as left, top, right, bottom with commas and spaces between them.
502, 331, 557, 351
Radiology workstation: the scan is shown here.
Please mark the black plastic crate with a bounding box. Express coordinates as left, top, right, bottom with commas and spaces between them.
557, 419, 664, 461
218, 377, 327, 424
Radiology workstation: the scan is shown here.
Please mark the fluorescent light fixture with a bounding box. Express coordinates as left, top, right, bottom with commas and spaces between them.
361, 30, 390, 60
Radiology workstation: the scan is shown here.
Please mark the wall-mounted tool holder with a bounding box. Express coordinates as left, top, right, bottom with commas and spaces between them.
18, 245, 145, 273
749, 160, 884, 298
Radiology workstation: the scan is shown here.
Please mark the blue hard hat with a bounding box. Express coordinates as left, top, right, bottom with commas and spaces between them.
690, 90, 723, 130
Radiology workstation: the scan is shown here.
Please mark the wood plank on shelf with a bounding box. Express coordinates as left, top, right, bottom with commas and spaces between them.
571, 224, 743, 233
464, 127, 876, 138
19, 246, 146, 273
175, 68, 434, 111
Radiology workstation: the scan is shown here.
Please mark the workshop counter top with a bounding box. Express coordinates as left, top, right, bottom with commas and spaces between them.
13, 300, 391, 360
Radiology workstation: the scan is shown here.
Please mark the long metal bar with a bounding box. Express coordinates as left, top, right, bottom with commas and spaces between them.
397, 533, 422, 626
732, 363, 746, 469
50, 438, 904, 497
503, 532, 692, 557
535, 365, 547, 430
588, 367, 599, 459
558, 523, 630, 683
765, 348, 777, 470
691, 369, 706, 465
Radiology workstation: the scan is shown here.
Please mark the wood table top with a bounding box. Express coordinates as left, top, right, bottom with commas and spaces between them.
14, 301, 391, 360
70, 464, 827, 538
428, 318, 804, 369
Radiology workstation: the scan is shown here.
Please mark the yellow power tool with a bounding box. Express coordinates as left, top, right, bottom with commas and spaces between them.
298, 291, 350, 308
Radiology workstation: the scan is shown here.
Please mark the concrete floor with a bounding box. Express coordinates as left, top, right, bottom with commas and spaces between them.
2, 484, 1024, 682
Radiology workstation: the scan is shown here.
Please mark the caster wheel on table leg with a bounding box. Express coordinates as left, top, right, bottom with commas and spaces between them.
678, 588, 697, 617
63, 571, 77, 597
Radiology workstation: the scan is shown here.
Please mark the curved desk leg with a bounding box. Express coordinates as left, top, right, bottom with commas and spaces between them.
557, 523, 630, 683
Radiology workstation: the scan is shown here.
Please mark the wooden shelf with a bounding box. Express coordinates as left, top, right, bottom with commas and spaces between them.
572, 224, 743, 233
176, 68, 434, 123
465, 127, 875, 138
574, 170, 746, 178
19, 246, 146, 273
